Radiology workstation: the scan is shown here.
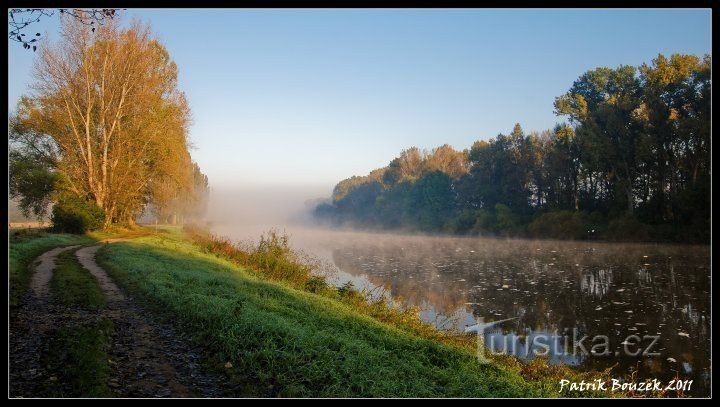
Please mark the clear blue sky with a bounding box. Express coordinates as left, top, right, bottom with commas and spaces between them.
8, 9, 711, 192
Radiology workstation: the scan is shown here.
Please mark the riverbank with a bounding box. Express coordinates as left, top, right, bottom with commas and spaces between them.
10, 226, 625, 397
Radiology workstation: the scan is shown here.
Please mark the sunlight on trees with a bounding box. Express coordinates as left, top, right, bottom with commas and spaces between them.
9, 14, 208, 229
316, 53, 710, 243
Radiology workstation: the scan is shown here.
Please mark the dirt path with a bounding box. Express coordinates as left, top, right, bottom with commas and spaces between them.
29, 245, 82, 299
11, 246, 74, 397
10, 243, 229, 398
75, 245, 125, 303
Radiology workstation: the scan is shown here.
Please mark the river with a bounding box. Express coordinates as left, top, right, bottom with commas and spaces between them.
210, 221, 710, 396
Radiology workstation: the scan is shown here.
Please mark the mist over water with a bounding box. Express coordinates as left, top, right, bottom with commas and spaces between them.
206, 185, 330, 240
206, 186, 711, 396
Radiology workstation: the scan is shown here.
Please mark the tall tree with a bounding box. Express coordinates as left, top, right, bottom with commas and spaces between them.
14, 15, 196, 227
555, 66, 643, 214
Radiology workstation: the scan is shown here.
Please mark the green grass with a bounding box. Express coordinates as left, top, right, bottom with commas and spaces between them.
10, 225, 616, 397
44, 319, 114, 397
43, 244, 112, 397
51, 250, 106, 310
9, 231, 96, 307
96, 233, 556, 397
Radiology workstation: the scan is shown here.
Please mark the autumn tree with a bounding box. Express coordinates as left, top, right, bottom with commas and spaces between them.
383, 147, 425, 185
316, 53, 709, 243
424, 144, 469, 180
11, 15, 204, 228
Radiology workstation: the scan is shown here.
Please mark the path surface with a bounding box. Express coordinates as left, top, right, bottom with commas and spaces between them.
29, 245, 81, 299
75, 245, 126, 303
10, 245, 86, 398
10, 242, 230, 398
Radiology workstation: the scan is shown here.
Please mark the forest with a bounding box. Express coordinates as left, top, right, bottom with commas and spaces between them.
315, 53, 711, 243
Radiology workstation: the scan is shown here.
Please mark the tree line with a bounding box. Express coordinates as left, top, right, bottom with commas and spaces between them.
9, 15, 208, 232
315, 53, 710, 243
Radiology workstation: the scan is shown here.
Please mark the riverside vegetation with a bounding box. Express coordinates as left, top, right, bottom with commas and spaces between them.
10, 225, 652, 397
315, 54, 710, 244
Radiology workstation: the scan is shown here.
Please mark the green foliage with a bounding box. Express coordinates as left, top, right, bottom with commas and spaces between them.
607, 213, 652, 242
8, 150, 58, 220
51, 195, 106, 234
447, 209, 479, 234
494, 204, 522, 236
316, 53, 710, 243
471, 209, 497, 235
408, 171, 456, 231
528, 211, 588, 240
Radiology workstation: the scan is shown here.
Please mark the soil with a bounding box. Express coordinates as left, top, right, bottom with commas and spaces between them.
9, 243, 232, 398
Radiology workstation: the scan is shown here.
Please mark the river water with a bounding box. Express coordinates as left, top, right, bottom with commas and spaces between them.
211, 223, 711, 396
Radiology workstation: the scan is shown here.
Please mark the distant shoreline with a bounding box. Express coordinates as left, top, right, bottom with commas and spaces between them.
9, 222, 48, 230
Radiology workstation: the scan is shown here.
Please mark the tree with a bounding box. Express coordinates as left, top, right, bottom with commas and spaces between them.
555, 66, 643, 214
315, 54, 710, 243
8, 114, 60, 219
636, 54, 710, 223
424, 144, 469, 180
407, 171, 455, 231
12, 15, 198, 227
383, 147, 424, 185
8, 151, 58, 220
9, 8, 122, 51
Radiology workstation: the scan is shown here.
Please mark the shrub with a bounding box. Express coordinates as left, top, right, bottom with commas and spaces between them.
528, 210, 586, 240
304, 276, 330, 294
494, 204, 521, 236
51, 195, 106, 234
447, 209, 479, 234
470, 209, 496, 235
607, 213, 651, 241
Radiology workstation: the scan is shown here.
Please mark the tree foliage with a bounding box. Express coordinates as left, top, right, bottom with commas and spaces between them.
316, 54, 710, 243
9, 8, 122, 51
9, 15, 208, 228
51, 194, 106, 233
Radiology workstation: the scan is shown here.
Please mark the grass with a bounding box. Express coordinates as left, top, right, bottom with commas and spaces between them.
50, 250, 106, 310
184, 227, 448, 342
8, 229, 117, 397
8, 231, 96, 307
182, 226, 617, 397
10, 224, 618, 397
43, 244, 113, 397
97, 230, 561, 397
8, 224, 156, 307
43, 319, 114, 397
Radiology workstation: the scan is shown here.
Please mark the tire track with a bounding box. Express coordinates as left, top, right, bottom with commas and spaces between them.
10, 242, 229, 398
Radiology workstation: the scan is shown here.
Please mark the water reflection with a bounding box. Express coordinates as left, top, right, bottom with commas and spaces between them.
212, 225, 710, 396
324, 232, 710, 396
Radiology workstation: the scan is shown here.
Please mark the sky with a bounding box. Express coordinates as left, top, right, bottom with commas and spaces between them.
8, 9, 711, 194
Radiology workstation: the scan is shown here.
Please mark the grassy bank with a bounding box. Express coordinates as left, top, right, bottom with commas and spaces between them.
10, 225, 616, 397
95, 227, 609, 397
8, 231, 96, 307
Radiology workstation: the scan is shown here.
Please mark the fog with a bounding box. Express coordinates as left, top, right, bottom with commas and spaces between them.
203, 187, 710, 393
205, 185, 331, 239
